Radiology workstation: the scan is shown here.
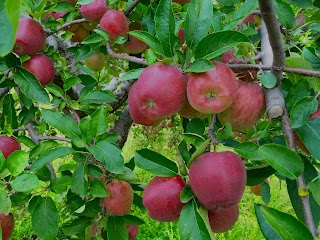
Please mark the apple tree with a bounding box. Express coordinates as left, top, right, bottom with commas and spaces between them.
0, 0, 320, 239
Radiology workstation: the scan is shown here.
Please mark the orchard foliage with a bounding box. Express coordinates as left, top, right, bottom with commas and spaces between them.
0, 0, 320, 239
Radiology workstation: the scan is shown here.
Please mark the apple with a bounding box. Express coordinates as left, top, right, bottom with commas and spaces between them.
22, 54, 55, 86
293, 14, 306, 28
179, 98, 208, 119
123, 22, 148, 54
103, 181, 133, 215
100, 10, 129, 42
44, 12, 66, 21
70, 25, 89, 42
0, 213, 14, 240
178, 29, 185, 45
82, 21, 98, 31
135, 63, 186, 119
187, 61, 239, 114
0, 136, 21, 158
208, 205, 239, 233
189, 151, 246, 210
80, 0, 108, 22
89, 165, 107, 183
250, 179, 269, 196
217, 81, 265, 130
13, 18, 46, 56
142, 176, 186, 222
84, 52, 106, 71
126, 224, 139, 240
128, 83, 163, 126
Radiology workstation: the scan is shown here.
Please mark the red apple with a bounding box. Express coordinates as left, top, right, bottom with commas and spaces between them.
0, 213, 14, 240
217, 81, 265, 130
22, 54, 55, 86
70, 25, 89, 42
189, 151, 246, 210
103, 181, 133, 215
123, 22, 148, 54
135, 63, 186, 119
84, 52, 106, 71
208, 205, 239, 233
13, 18, 46, 56
178, 29, 185, 45
80, 0, 108, 22
100, 10, 129, 42
187, 61, 239, 114
142, 176, 186, 222
126, 224, 138, 240
179, 98, 208, 119
0, 136, 21, 158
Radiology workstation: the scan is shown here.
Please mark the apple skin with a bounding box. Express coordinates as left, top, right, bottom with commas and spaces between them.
126, 224, 139, 240
217, 81, 265, 130
178, 29, 185, 45
123, 22, 148, 54
179, 98, 207, 119
142, 176, 186, 222
189, 151, 246, 210
22, 54, 55, 86
208, 205, 239, 233
0, 136, 21, 159
103, 181, 133, 215
84, 52, 106, 71
80, 0, 108, 22
250, 179, 269, 196
135, 63, 186, 119
0, 213, 14, 240
70, 25, 89, 42
14, 18, 46, 56
128, 83, 163, 126
187, 61, 239, 114
100, 10, 129, 42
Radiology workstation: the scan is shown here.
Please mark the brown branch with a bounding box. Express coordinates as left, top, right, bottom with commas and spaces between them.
124, 0, 141, 16
106, 41, 147, 65
47, 18, 87, 36
206, 114, 217, 152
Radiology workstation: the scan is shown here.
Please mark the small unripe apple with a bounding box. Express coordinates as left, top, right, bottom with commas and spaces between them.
0, 213, 14, 240
22, 54, 55, 86
135, 63, 186, 119
84, 52, 106, 71
80, 0, 108, 22
82, 21, 98, 31
126, 224, 139, 240
218, 81, 265, 130
187, 61, 239, 114
14, 18, 46, 56
189, 151, 246, 210
100, 10, 129, 42
142, 176, 186, 222
0, 136, 21, 158
250, 179, 269, 196
123, 22, 148, 54
70, 25, 89, 42
208, 205, 239, 233
103, 181, 133, 215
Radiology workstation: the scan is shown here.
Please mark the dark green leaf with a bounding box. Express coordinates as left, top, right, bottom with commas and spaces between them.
82, 33, 104, 44
119, 68, 144, 81
259, 72, 277, 89
274, 0, 295, 29
290, 97, 318, 129
291, 0, 313, 8
80, 90, 116, 105
261, 182, 271, 205
89, 180, 109, 198
71, 163, 88, 198
62, 217, 92, 236
303, 47, 320, 70
122, 215, 145, 225
285, 79, 311, 110
228, 0, 258, 29
180, 186, 195, 204
12, 173, 40, 192
93, 28, 110, 40
235, 142, 263, 161
29, 140, 59, 161
247, 166, 276, 186
184, 59, 215, 73
186, 118, 205, 135
63, 76, 81, 90
107, 216, 128, 240
75, 44, 93, 63
6, 150, 28, 176
50, 176, 72, 194
308, 179, 320, 206
129, 31, 163, 55
187, 138, 211, 167
54, 1, 74, 12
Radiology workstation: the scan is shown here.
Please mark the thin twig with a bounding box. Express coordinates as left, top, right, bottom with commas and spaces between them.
12, 127, 27, 133
124, 0, 141, 16
47, 18, 87, 36
38, 136, 72, 143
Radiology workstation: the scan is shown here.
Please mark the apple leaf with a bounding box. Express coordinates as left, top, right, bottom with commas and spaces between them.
184, 59, 215, 73
195, 31, 250, 60
308, 179, 320, 206
260, 205, 313, 240
258, 144, 303, 180
274, 0, 295, 29
246, 165, 276, 186
185, 0, 213, 50
303, 47, 320, 69
134, 149, 178, 177
187, 138, 211, 167
290, 0, 313, 8
12, 173, 40, 192
90, 107, 107, 138
107, 216, 129, 240
180, 186, 195, 204
71, 163, 88, 198
61, 217, 92, 236
93, 28, 110, 40
261, 182, 271, 205
63, 76, 82, 90
54, 1, 74, 12
75, 44, 93, 63
82, 33, 104, 44
77, 0, 95, 4
285, 79, 311, 110
122, 215, 145, 225
290, 97, 318, 128
119, 68, 144, 81
234, 142, 263, 161
0, 152, 5, 172
50, 176, 72, 194
3, 94, 18, 130
6, 150, 28, 176
259, 72, 277, 89
89, 180, 109, 198
129, 31, 163, 55
80, 90, 116, 105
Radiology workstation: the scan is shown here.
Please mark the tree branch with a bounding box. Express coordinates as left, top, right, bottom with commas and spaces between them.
47, 18, 87, 36
124, 0, 141, 16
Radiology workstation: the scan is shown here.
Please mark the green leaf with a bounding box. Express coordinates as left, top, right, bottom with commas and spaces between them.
261, 182, 271, 205
231, 0, 259, 28
0, 152, 4, 172
122, 215, 145, 225
134, 149, 178, 177
0, 191, 8, 213
155, 0, 177, 57
258, 144, 303, 180
93, 28, 110, 40
14, 67, 50, 103
290, 0, 313, 8
12, 173, 40, 192
234, 142, 263, 161
259, 72, 277, 89
50, 176, 72, 194
46, 84, 64, 97
32, 197, 59, 240
129, 31, 163, 55
80, 90, 116, 105
180, 186, 195, 204
308, 179, 320, 206
75, 44, 93, 63
195, 31, 250, 60
54, 1, 74, 12
247, 165, 276, 186
82, 33, 104, 44
186, 118, 205, 135
290, 97, 318, 129
6, 150, 28, 176
303, 47, 320, 70
178, 201, 211, 240
29, 140, 59, 161
88, 140, 124, 174
274, 0, 295, 29
71, 163, 88, 198
184, 59, 215, 73
119, 68, 144, 81
61, 217, 92, 236
90, 107, 107, 137
185, 0, 213, 50
3, 94, 18, 129
63, 76, 81, 90
116, 167, 138, 182
107, 216, 129, 240
187, 138, 211, 167
285, 58, 312, 85
89, 180, 109, 198
261, 205, 313, 240
285, 79, 311, 110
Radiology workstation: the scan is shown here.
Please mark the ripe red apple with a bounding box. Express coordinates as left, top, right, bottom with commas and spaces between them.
103, 181, 133, 215
84, 52, 106, 71
14, 18, 46, 56
100, 10, 129, 42
142, 176, 186, 222
123, 22, 148, 54
80, 0, 108, 22
0, 213, 14, 240
217, 81, 265, 130
178, 29, 185, 45
22, 54, 55, 86
70, 25, 89, 42
128, 83, 163, 126
126, 224, 139, 240
135, 63, 186, 119
189, 151, 246, 210
250, 179, 269, 196
0, 136, 21, 158
187, 61, 239, 114
208, 205, 239, 233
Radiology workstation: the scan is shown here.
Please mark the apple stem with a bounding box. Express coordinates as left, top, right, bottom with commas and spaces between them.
207, 113, 217, 152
